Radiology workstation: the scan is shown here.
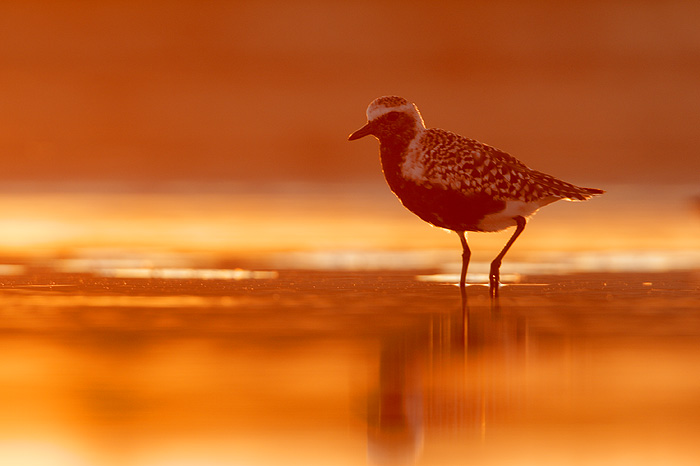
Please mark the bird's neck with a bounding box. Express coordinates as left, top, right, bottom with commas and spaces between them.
378, 129, 421, 189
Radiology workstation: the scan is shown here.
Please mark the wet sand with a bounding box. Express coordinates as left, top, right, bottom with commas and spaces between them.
0, 268, 698, 465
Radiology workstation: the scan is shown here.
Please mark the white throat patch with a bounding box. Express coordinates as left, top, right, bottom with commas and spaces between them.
400, 136, 428, 181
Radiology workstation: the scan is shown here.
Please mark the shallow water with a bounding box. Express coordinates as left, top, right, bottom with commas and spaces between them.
0, 268, 698, 466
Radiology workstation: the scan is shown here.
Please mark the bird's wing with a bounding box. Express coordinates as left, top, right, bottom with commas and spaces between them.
420, 129, 596, 202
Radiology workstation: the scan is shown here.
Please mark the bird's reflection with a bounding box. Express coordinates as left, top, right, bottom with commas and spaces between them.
367, 293, 528, 465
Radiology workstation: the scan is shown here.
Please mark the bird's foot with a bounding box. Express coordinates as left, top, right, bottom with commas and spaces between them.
489, 275, 499, 298
489, 263, 501, 299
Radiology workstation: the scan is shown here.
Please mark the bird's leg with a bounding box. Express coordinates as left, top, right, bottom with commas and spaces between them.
456, 231, 471, 338
489, 216, 526, 298
457, 231, 470, 290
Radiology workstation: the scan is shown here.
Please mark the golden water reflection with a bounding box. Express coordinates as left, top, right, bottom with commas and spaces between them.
0, 270, 698, 465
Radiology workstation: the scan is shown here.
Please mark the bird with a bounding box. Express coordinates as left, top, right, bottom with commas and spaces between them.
348, 96, 604, 298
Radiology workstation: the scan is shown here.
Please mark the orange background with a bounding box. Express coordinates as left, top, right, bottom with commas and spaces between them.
1, 0, 699, 188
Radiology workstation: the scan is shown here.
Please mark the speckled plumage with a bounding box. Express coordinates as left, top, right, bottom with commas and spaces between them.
349, 95, 604, 296
410, 129, 597, 202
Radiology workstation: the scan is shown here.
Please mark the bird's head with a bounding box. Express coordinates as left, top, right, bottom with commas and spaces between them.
348, 96, 426, 142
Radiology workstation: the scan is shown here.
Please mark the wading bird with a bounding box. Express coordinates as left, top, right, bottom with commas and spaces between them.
349, 96, 603, 298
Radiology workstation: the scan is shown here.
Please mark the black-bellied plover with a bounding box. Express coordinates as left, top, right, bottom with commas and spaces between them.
348, 96, 604, 298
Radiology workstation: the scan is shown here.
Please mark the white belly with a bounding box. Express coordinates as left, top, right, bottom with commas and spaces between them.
476, 198, 555, 232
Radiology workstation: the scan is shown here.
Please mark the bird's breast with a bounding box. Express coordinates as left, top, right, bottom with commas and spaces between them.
386, 177, 508, 232
378, 136, 525, 232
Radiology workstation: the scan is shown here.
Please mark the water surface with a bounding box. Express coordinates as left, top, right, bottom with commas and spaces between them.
0, 268, 698, 465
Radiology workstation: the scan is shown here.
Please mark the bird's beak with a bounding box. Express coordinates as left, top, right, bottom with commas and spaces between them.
348, 121, 374, 141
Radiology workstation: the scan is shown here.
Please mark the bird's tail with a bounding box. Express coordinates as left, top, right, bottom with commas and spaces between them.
564, 185, 605, 201
572, 186, 605, 201
556, 185, 605, 201
531, 170, 605, 201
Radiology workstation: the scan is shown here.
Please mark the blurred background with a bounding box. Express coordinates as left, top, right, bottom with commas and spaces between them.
0, 0, 699, 266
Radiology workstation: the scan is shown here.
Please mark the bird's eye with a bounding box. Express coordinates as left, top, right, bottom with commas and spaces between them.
386, 112, 399, 121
